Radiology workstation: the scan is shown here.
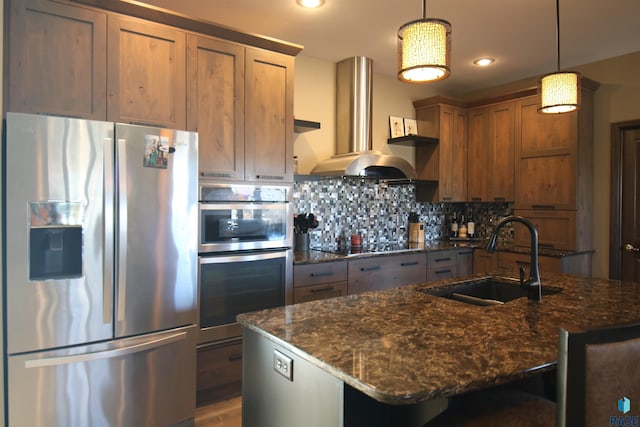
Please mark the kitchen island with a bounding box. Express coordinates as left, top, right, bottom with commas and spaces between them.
237, 272, 640, 426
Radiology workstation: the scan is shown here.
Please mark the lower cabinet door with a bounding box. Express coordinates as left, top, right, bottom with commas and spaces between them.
196, 337, 243, 406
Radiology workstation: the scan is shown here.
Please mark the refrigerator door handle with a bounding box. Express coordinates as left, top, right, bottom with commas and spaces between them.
116, 137, 128, 322
24, 331, 187, 369
103, 137, 115, 325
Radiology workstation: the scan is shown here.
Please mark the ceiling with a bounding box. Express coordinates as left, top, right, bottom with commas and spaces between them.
140, 0, 640, 96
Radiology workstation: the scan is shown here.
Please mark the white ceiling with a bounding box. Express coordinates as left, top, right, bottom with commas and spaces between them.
141, 0, 640, 95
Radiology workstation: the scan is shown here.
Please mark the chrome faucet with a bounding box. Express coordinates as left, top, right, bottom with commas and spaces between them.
485, 215, 542, 301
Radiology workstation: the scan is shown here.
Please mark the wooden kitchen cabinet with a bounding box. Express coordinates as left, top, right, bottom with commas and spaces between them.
496, 251, 595, 277
244, 48, 295, 183
294, 260, 348, 303
196, 338, 242, 406
414, 100, 467, 202
473, 248, 498, 274
7, 0, 107, 119
188, 41, 294, 182
466, 101, 515, 202
107, 14, 186, 128
426, 248, 472, 281
514, 82, 597, 252
487, 101, 515, 202
348, 253, 426, 294
466, 107, 489, 202
186, 35, 245, 180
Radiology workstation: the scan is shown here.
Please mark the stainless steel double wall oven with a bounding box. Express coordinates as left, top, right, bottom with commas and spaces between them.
198, 183, 293, 345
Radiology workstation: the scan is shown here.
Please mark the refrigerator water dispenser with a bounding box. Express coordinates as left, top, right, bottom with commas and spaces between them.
29, 226, 82, 280
28, 201, 83, 280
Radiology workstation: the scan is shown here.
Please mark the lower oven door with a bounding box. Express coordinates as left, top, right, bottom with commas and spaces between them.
198, 249, 292, 344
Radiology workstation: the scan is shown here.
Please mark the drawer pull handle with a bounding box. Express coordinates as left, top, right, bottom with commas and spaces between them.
401, 262, 419, 267
471, 197, 483, 202
434, 257, 451, 262
310, 271, 334, 278
228, 353, 243, 362
539, 242, 555, 248
532, 204, 555, 209
436, 269, 452, 275
493, 197, 506, 202
311, 286, 334, 293
442, 196, 452, 201
361, 266, 381, 272
256, 175, 285, 180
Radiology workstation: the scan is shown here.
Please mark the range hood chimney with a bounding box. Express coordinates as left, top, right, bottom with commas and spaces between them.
311, 56, 418, 179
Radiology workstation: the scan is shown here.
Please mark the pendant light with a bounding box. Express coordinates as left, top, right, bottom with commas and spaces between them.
538, 0, 581, 113
397, 0, 451, 83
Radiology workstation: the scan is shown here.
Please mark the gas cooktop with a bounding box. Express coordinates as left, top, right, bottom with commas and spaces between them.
312, 242, 424, 257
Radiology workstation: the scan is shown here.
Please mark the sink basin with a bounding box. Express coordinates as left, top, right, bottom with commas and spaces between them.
421, 277, 562, 306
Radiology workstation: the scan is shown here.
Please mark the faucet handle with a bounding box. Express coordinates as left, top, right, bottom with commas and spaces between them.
519, 267, 526, 288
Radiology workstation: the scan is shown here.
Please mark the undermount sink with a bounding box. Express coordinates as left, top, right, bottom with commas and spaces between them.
421, 277, 562, 306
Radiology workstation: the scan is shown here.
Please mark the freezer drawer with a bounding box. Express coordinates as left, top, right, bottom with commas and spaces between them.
7, 325, 198, 427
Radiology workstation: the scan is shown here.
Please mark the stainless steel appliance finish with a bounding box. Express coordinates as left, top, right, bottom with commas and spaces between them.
197, 182, 293, 345
199, 183, 293, 253
311, 56, 418, 179
198, 249, 293, 344
4, 113, 199, 426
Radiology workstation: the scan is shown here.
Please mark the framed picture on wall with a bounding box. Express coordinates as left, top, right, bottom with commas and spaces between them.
404, 118, 418, 136
389, 116, 405, 138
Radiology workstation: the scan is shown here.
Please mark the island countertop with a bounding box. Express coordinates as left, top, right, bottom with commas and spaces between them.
237, 272, 640, 405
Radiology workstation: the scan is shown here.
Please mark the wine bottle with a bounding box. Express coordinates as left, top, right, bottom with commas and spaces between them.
467, 213, 476, 238
450, 212, 458, 238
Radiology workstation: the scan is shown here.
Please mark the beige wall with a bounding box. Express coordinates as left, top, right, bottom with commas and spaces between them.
1, 0, 5, 423
574, 51, 640, 278
294, 51, 640, 280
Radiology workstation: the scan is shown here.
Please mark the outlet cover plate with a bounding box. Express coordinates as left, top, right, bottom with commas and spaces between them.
273, 349, 293, 381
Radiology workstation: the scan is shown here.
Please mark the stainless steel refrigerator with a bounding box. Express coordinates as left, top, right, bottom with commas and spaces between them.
3, 113, 199, 426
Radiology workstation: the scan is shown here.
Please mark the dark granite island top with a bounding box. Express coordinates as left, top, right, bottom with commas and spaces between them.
238, 272, 640, 417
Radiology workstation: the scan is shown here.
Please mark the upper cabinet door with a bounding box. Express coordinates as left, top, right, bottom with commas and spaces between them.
8, 0, 107, 119
438, 105, 467, 202
487, 101, 515, 202
186, 35, 245, 181
244, 48, 295, 183
515, 96, 577, 210
466, 107, 489, 202
107, 15, 186, 129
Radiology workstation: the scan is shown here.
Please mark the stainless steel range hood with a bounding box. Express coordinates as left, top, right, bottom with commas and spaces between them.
311, 56, 417, 180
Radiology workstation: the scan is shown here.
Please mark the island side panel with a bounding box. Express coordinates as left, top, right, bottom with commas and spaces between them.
242, 328, 344, 426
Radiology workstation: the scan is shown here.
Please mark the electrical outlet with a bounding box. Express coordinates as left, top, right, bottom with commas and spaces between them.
273, 349, 293, 381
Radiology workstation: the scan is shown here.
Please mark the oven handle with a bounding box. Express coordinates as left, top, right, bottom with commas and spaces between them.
199, 250, 288, 264
199, 202, 288, 210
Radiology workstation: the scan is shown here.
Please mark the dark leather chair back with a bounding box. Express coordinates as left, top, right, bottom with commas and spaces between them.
557, 322, 640, 427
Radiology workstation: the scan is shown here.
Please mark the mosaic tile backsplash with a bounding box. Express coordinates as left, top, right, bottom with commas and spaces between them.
293, 177, 514, 248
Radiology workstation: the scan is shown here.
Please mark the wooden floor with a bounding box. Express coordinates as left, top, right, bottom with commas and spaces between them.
195, 397, 242, 427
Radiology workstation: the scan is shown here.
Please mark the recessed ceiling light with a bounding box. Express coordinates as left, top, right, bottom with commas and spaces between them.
473, 57, 495, 67
296, 0, 325, 8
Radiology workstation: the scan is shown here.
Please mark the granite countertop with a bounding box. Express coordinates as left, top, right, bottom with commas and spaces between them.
294, 241, 593, 265
238, 272, 640, 405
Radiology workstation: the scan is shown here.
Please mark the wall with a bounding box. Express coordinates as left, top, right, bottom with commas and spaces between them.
1, 0, 5, 423
294, 51, 640, 280
293, 55, 436, 175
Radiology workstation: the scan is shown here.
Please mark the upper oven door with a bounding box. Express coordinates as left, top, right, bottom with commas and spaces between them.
199, 183, 293, 253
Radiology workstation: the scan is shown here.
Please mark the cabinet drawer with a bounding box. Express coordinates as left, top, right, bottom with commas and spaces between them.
348, 253, 426, 294
427, 249, 457, 268
293, 281, 348, 303
196, 338, 242, 406
294, 261, 348, 288
497, 252, 562, 274
427, 266, 457, 282
514, 209, 577, 251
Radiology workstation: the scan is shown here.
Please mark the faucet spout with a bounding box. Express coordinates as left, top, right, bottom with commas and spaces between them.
485, 215, 542, 301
